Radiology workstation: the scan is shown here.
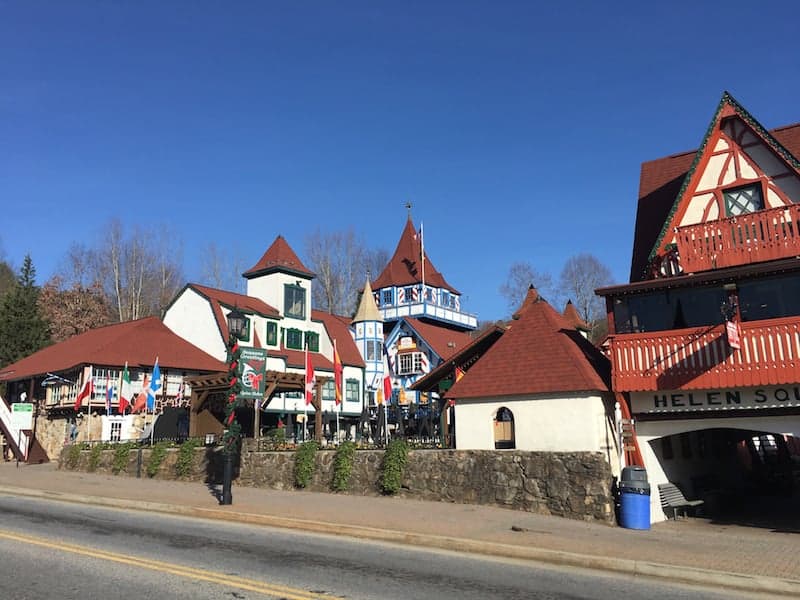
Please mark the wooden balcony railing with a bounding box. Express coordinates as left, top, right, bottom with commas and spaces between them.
675, 204, 800, 273
610, 316, 800, 391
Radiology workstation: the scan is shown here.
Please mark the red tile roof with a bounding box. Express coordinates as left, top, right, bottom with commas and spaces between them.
630, 102, 800, 282
312, 310, 365, 367
0, 317, 225, 382
243, 235, 315, 279
187, 283, 280, 342
274, 347, 334, 372
402, 317, 474, 360
372, 217, 459, 293
446, 288, 610, 399
562, 300, 590, 332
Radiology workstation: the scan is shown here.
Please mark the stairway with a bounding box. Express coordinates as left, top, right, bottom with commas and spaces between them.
0, 393, 29, 461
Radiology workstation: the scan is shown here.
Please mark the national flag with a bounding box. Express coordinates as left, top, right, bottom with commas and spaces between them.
106, 383, 114, 415
74, 366, 94, 411
333, 339, 343, 405
119, 362, 132, 414
455, 366, 465, 382
147, 358, 161, 412
382, 351, 392, 406
304, 345, 315, 405
175, 382, 185, 407
133, 374, 150, 413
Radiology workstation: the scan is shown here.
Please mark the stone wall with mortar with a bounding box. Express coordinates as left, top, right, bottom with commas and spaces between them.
59, 445, 615, 523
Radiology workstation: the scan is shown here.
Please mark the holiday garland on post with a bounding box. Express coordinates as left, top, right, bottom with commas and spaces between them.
222, 334, 243, 454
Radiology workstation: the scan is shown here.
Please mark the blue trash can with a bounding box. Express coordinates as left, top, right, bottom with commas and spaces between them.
619, 485, 651, 530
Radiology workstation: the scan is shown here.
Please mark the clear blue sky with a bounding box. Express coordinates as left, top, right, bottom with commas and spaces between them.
2, 1, 798, 322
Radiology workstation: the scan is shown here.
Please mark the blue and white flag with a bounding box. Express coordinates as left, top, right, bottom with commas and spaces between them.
147, 358, 161, 412
106, 383, 114, 415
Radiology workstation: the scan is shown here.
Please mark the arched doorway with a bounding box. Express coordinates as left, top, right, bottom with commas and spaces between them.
493, 406, 515, 449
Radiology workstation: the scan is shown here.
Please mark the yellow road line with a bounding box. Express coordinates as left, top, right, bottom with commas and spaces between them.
0, 529, 330, 600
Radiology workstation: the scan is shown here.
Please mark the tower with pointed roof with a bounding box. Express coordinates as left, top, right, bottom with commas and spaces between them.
371, 215, 477, 332
351, 279, 384, 405
243, 235, 316, 326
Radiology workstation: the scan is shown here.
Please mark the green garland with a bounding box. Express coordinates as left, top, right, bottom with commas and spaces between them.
175, 438, 202, 478
293, 440, 319, 488
331, 441, 356, 492
222, 335, 243, 455
380, 439, 409, 495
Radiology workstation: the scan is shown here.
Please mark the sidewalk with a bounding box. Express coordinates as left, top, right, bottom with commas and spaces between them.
1, 461, 798, 597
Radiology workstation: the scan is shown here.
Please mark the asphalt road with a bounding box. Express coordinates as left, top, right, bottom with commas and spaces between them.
0, 493, 763, 600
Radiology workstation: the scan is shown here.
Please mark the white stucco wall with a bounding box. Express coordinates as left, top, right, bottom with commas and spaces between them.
247, 271, 312, 322
163, 288, 226, 361
454, 393, 617, 464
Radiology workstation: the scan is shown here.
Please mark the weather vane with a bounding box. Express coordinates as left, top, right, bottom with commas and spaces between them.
405, 201, 412, 218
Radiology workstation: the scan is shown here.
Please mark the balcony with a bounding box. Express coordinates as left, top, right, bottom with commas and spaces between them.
610, 315, 800, 392
675, 204, 800, 274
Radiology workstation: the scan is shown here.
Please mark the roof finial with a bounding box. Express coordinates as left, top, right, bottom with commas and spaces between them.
405, 201, 413, 219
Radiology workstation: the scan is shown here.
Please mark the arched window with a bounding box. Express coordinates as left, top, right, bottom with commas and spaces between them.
493, 406, 515, 449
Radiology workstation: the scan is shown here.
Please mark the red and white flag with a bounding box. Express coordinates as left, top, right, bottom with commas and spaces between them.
304, 346, 315, 405
74, 366, 94, 411
119, 362, 132, 414
382, 351, 393, 406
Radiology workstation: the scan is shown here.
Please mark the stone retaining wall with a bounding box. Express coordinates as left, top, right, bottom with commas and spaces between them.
59, 445, 615, 523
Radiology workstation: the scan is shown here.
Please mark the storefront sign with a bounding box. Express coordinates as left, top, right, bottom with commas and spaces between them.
238, 348, 267, 400
631, 386, 800, 414
11, 403, 33, 430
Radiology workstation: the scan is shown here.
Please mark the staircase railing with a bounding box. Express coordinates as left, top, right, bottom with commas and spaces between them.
0, 394, 29, 461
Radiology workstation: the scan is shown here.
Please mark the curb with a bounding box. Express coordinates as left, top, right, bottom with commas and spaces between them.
6, 485, 800, 597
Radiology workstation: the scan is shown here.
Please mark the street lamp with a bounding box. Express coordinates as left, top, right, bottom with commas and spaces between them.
221, 306, 247, 505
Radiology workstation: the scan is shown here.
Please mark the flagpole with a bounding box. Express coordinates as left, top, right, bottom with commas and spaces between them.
303, 344, 308, 443
420, 221, 425, 297
334, 339, 340, 446
150, 357, 158, 447
86, 366, 92, 443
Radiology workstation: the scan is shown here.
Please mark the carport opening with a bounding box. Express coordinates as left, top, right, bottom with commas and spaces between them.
650, 428, 800, 526
493, 407, 515, 449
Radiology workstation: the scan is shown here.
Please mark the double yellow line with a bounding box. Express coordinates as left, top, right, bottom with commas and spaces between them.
0, 529, 330, 600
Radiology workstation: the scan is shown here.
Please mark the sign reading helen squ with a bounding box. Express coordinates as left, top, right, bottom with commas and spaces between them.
631, 386, 800, 414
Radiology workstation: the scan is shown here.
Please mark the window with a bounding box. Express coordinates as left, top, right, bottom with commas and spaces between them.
724, 184, 764, 216
110, 421, 122, 442
441, 291, 450, 307
739, 274, 800, 322
397, 352, 423, 375
284, 283, 306, 319
404, 286, 414, 303
365, 340, 381, 361
494, 406, 515, 450
304, 331, 319, 352
381, 290, 393, 306
286, 328, 302, 350
613, 286, 727, 334
322, 380, 335, 402
266, 321, 278, 346
345, 379, 359, 403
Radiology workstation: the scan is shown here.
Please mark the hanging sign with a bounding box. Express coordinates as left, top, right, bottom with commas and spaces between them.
726, 320, 741, 350
11, 403, 34, 430
238, 348, 267, 400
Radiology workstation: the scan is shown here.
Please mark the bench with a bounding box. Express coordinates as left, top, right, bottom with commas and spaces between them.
658, 482, 705, 519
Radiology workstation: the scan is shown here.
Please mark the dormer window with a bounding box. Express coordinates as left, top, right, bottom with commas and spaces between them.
381, 290, 393, 306
284, 283, 306, 319
724, 184, 763, 217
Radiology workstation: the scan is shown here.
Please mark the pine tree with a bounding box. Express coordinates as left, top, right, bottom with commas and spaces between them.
0, 255, 52, 368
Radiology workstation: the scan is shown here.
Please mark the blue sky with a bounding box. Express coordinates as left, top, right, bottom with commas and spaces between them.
1, 1, 798, 322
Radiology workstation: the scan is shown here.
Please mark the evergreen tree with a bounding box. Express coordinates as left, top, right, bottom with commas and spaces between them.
0, 255, 52, 368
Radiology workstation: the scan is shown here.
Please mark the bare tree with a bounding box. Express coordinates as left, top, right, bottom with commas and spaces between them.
199, 241, 246, 293
499, 261, 555, 314
305, 228, 387, 316
557, 253, 614, 326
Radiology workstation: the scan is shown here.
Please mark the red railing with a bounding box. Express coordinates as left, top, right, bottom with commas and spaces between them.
675, 204, 800, 273
610, 316, 800, 391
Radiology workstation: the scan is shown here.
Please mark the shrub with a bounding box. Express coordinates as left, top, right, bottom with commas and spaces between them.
65, 443, 86, 470
175, 438, 202, 478
380, 439, 409, 495
87, 442, 109, 472
112, 442, 137, 475
293, 441, 319, 488
146, 441, 171, 478
331, 441, 356, 492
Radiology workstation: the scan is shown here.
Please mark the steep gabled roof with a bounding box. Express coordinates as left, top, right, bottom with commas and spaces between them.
402, 317, 473, 360
410, 324, 506, 393
311, 309, 365, 367
187, 283, 280, 342
371, 217, 459, 293
0, 317, 225, 382
562, 300, 591, 332
351, 279, 382, 324
446, 288, 609, 399
243, 235, 315, 279
630, 92, 800, 282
